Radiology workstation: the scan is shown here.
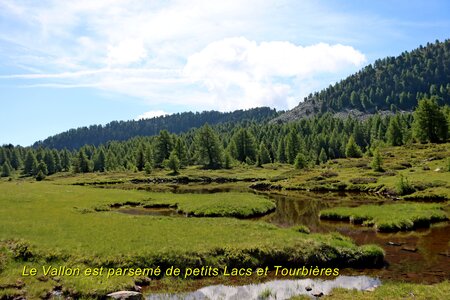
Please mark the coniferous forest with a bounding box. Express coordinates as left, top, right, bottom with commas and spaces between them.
2, 40, 449, 179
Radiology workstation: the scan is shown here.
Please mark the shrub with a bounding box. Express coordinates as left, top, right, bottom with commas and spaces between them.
292, 225, 310, 234
396, 175, 416, 196
370, 149, 384, 172
35, 170, 46, 181
294, 153, 308, 169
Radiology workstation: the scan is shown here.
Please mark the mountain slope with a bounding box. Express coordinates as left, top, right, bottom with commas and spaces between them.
274, 39, 450, 123
34, 107, 279, 149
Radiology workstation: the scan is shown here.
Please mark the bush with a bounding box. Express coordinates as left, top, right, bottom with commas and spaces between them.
294, 153, 308, 169
35, 170, 46, 181
370, 149, 384, 172
144, 162, 153, 175
292, 225, 310, 234
396, 175, 416, 196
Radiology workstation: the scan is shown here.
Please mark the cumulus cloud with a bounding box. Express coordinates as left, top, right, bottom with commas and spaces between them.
183, 37, 366, 109
135, 110, 169, 120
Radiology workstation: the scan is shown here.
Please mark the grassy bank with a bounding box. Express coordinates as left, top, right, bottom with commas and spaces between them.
0, 181, 383, 299
280, 143, 450, 200
319, 203, 448, 232
117, 192, 277, 218
317, 280, 450, 300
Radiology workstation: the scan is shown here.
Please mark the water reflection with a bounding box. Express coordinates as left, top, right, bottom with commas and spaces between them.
116, 188, 449, 283
147, 276, 380, 300
116, 207, 181, 217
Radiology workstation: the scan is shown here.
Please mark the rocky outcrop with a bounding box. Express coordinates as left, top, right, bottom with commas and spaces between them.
107, 291, 144, 300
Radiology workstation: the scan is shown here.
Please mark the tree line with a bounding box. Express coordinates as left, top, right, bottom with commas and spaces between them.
33, 107, 279, 150
2, 98, 449, 179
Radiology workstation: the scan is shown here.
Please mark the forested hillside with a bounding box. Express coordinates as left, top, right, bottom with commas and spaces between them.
33, 107, 279, 150
274, 39, 450, 122
2, 97, 449, 180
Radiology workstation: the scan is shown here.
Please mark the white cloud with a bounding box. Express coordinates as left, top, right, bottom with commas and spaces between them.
183, 37, 366, 109
135, 110, 169, 120
0, 0, 371, 111
106, 38, 147, 66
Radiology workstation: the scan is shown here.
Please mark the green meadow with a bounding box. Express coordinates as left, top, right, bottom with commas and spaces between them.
319, 203, 448, 232
316, 281, 450, 300
1, 143, 449, 299
0, 181, 383, 299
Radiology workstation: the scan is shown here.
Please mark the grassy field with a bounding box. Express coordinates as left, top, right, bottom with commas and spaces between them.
317, 280, 450, 300
319, 203, 448, 232
0, 181, 383, 299
1, 142, 449, 299
279, 143, 450, 199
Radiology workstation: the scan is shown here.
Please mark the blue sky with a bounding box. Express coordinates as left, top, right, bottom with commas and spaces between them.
1, 0, 449, 146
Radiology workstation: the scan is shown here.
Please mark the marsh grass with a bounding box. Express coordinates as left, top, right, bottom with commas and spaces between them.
0, 182, 384, 298
316, 280, 450, 300
138, 192, 276, 217
320, 203, 448, 232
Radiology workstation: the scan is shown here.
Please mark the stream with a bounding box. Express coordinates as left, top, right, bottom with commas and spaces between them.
114, 188, 449, 298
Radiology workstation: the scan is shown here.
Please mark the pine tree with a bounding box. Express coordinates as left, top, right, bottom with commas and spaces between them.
164, 151, 180, 174
224, 151, 233, 169
232, 128, 257, 163
145, 147, 154, 168
195, 124, 224, 169
52, 150, 62, 172
61, 149, 71, 172
94, 149, 106, 172
371, 148, 384, 172
174, 138, 188, 167
318, 148, 327, 164
258, 143, 271, 165
276, 138, 287, 163
36, 161, 48, 175
135, 147, 146, 171
294, 153, 308, 169
36, 148, 44, 162
10, 149, 21, 170
44, 151, 56, 175
23, 151, 38, 176
286, 129, 300, 164
74, 150, 90, 173
155, 130, 173, 166
226, 140, 238, 160
1, 161, 11, 177
105, 150, 118, 171
144, 161, 153, 175
345, 136, 363, 158
387, 116, 403, 146
0, 148, 6, 166
413, 97, 448, 143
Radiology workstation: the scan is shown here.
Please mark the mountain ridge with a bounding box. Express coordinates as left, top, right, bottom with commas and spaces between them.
33, 107, 279, 149
273, 39, 450, 123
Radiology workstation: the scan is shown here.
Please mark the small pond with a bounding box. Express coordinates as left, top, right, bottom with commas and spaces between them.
146, 275, 381, 300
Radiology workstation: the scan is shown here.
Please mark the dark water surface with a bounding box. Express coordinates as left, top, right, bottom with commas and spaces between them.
262, 191, 450, 283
